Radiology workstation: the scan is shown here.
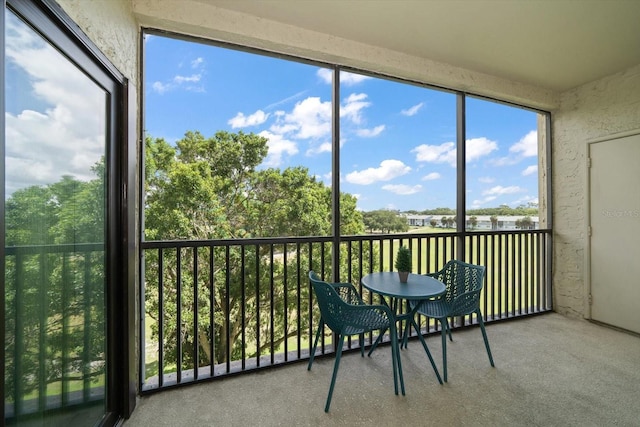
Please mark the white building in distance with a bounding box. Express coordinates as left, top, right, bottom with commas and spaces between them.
403, 214, 539, 230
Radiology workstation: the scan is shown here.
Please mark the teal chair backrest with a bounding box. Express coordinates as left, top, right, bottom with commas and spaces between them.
309, 272, 347, 334
428, 260, 485, 317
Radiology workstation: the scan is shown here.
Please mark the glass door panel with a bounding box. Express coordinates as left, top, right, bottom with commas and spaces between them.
5, 8, 107, 426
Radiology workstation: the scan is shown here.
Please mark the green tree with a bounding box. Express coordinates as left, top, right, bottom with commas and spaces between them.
469, 216, 478, 230
143, 130, 365, 369
422, 207, 455, 215
490, 215, 498, 230
516, 216, 533, 229
5, 168, 106, 402
362, 210, 407, 233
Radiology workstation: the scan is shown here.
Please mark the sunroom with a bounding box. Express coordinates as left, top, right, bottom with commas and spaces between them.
2, 1, 640, 426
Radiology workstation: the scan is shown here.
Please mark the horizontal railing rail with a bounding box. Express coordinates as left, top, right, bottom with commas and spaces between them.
140, 229, 552, 393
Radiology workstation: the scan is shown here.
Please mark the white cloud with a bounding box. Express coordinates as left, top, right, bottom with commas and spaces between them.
306, 141, 332, 156
191, 57, 204, 68
482, 185, 524, 196
278, 97, 332, 139
422, 172, 441, 181
490, 156, 519, 167
522, 165, 538, 176
228, 109, 270, 128
510, 130, 538, 157
317, 68, 332, 84
401, 102, 423, 116
173, 74, 201, 84
258, 130, 298, 167
318, 69, 371, 86
270, 92, 371, 144
479, 176, 495, 183
341, 93, 371, 125
345, 160, 411, 185
270, 122, 298, 134
356, 125, 385, 137
413, 137, 497, 167
382, 184, 422, 195
151, 71, 204, 94
472, 184, 529, 208
152, 81, 169, 94
467, 137, 498, 162
471, 195, 498, 208
341, 71, 371, 86
490, 130, 538, 167
512, 196, 539, 206
5, 15, 105, 195
412, 142, 456, 165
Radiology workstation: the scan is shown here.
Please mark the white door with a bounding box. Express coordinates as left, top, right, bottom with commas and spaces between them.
588, 131, 640, 334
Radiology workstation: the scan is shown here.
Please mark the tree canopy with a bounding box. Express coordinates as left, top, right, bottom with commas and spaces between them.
145, 131, 363, 240
143, 130, 366, 369
362, 209, 409, 233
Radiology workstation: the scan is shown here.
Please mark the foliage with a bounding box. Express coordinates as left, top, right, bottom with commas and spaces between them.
5, 166, 106, 401
394, 246, 412, 272
466, 203, 538, 217
440, 216, 456, 228
420, 207, 455, 215
515, 216, 534, 229
143, 130, 366, 368
469, 216, 478, 229
362, 209, 409, 233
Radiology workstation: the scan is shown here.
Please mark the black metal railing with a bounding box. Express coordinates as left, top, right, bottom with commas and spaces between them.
4, 229, 552, 414
4, 243, 106, 420
140, 229, 552, 392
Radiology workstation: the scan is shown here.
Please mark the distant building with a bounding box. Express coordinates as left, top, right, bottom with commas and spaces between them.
402, 214, 539, 230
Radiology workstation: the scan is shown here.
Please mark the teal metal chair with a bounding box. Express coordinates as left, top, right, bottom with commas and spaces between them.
307, 271, 367, 370
410, 260, 494, 382
308, 271, 405, 412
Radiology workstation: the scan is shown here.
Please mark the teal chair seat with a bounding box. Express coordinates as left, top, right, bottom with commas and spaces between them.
410, 260, 494, 382
308, 271, 405, 412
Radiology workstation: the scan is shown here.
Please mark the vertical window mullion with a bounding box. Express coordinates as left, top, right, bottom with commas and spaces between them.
332, 67, 341, 282
457, 93, 466, 261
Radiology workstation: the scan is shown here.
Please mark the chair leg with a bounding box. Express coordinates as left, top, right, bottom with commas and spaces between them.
325, 335, 345, 412
477, 311, 494, 367
359, 333, 365, 357
441, 319, 448, 382
388, 323, 405, 396
367, 326, 389, 357
308, 319, 323, 370
446, 317, 453, 341
412, 318, 443, 384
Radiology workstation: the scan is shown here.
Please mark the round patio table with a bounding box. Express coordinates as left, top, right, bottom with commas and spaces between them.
361, 272, 446, 384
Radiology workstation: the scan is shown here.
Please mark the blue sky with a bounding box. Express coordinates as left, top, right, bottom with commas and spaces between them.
145, 34, 540, 212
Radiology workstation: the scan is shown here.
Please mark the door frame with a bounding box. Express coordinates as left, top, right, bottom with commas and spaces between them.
1, 0, 136, 424
585, 128, 640, 321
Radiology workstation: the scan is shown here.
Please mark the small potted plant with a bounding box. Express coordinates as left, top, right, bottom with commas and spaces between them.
395, 246, 412, 283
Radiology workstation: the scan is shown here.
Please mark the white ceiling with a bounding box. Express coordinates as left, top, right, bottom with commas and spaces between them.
201, 0, 640, 92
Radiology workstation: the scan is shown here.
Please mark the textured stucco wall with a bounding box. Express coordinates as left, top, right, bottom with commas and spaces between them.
56, 0, 139, 82
553, 64, 640, 318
